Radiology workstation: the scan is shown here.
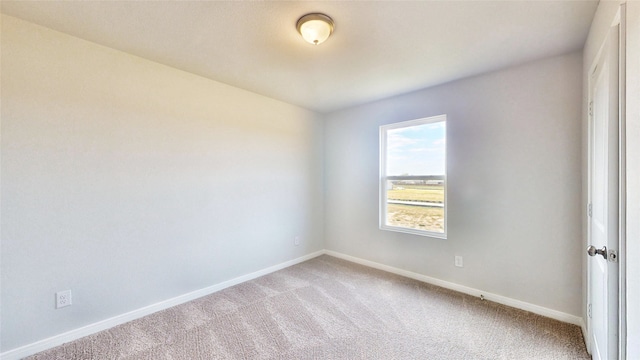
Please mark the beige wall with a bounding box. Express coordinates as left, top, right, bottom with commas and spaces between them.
323, 52, 584, 316
0, 15, 324, 351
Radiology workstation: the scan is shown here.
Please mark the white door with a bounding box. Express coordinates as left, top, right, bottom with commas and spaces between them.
587, 24, 620, 360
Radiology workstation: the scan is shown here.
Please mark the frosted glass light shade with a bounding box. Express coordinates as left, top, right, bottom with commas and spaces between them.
296, 13, 334, 45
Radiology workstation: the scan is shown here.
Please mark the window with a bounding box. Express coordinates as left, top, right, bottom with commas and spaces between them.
380, 115, 446, 238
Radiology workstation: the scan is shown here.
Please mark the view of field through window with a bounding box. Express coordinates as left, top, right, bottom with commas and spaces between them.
385, 120, 445, 233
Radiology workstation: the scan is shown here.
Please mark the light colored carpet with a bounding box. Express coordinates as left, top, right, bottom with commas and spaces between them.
27, 255, 589, 359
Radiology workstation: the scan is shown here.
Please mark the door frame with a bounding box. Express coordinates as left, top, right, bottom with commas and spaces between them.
586, 3, 627, 358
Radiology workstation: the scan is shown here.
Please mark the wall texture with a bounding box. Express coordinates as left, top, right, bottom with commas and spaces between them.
323, 52, 583, 316
0, 15, 324, 351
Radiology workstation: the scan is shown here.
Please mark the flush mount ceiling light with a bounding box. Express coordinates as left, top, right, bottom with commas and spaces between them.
296, 13, 334, 45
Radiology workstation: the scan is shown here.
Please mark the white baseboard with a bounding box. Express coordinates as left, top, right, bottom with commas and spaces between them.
323, 250, 584, 327
0, 251, 324, 360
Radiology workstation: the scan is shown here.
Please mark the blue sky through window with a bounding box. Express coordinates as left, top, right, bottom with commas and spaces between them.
386, 121, 445, 176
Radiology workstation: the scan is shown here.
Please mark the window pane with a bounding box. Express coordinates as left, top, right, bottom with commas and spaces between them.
386, 179, 444, 233
386, 122, 446, 176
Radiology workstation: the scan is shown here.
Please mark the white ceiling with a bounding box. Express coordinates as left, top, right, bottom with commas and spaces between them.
1, 1, 598, 113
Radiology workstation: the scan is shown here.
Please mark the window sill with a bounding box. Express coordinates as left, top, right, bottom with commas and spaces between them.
379, 224, 447, 239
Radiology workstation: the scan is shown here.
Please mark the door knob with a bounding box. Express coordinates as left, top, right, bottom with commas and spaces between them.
587, 245, 607, 259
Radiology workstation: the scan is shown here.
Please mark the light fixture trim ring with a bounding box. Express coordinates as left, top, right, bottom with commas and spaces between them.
296, 13, 334, 45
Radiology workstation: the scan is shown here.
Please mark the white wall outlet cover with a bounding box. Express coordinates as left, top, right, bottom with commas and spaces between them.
455, 256, 463, 268
294, 236, 300, 246
56, 290, 72, 308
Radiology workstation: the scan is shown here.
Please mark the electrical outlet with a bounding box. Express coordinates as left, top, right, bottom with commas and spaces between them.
454, 256, 463, 268
56, 290, 72, 308
294, 236, 300, 246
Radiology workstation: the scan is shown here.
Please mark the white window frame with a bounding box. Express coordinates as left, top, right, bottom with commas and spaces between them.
379, 115, 447, 239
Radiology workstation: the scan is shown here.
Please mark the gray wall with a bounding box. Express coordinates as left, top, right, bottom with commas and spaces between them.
323, 52, 584, 316
1, 15, 324, 351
